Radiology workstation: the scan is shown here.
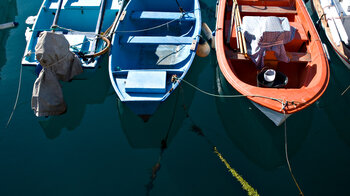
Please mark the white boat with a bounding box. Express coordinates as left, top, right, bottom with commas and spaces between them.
312, 0, 350, 69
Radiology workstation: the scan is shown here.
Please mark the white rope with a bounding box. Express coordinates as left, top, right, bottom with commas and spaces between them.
115, 9, 199, 33
341, 85, 350, 96
6, 62, 23, 128
177, 77, 287, 106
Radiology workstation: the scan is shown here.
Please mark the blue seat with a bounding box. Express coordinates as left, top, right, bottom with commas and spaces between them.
131, 11, 195, 22
120, 36, 194, 45
125, 70, 167, 93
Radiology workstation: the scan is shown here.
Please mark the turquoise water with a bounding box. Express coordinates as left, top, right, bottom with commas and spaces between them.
1, 0, 350, 195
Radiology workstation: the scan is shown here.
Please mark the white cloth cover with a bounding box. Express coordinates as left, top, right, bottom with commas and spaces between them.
242, 16, 295, 69
32, 31, 83, 116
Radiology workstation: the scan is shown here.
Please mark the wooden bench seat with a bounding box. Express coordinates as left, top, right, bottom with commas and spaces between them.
225, 50, 311, 63
239, 5, 297, 15
226, 5, 297, 15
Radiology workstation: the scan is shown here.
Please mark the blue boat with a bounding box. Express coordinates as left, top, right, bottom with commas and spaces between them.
22, 0, 122, 70
109, 0, 201, 116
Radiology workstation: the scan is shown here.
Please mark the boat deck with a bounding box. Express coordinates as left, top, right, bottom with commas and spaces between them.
224, 0, 313, 88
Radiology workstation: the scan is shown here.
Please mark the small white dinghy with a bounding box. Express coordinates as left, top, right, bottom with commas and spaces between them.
312, 0, 350, 69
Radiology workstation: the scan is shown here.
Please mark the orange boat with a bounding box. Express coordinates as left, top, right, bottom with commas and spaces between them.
215, 0, 330, 125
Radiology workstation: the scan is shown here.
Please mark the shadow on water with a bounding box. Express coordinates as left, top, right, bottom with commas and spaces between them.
0, 0, 18, 78
317, 38, 350, 147
199, 0, 216, 27
306, 0, 350, 147
117, 51, 211, 148
38, 56, 112, 139
117, 53, 209, 195
215, 66, 312, 170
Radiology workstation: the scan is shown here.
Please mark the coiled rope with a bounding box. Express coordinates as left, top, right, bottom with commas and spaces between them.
52, 25, 111, 58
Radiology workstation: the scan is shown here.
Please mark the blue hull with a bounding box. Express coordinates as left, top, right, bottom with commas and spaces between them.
109, 0, 201, 115
22, 0, 121, 70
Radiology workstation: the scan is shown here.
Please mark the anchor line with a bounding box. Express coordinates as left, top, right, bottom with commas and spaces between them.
176, 77, 304, 195
341, 85, 350, 96
6, 60, 23, 128
145, 89, 180, 196
283, 111, 304, 196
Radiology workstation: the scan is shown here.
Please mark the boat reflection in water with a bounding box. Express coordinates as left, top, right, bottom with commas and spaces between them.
38, 57, 111, 139
117, 54, 208, 195
215, 66, 312, 170
117, 53, 209, 148
319, 46, 350, 147
0, 0, 18, 77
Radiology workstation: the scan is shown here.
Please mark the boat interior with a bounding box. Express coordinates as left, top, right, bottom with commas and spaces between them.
23, 0, 119, 67
225, 0, 318, 89
110, 0, 199, 100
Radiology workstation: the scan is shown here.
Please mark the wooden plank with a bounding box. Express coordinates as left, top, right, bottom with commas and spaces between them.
226, 50, 311, 62
131, 11, 195, 21
120, 36, 193, 45
289, 22, 307, 41
239, 5, 297, 15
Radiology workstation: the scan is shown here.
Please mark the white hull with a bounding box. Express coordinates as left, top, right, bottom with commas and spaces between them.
251, 101, 291, 126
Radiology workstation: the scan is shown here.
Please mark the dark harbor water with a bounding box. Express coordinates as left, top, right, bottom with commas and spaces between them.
1, 0, 350, 195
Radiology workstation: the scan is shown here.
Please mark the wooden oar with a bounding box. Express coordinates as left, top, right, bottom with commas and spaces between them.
51, 0, 64, 31
227, 0, 236, 46
232, 0, 243, 53
235, 4, 248, 57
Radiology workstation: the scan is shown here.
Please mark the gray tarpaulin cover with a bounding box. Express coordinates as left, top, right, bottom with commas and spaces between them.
242, 16, 295, 70
32, 31, 82, 116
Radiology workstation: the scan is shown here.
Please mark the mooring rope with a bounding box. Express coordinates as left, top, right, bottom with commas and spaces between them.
145, 91, 180, 196
175, 0, 186, 13
214, 147, 260, 196
177, 76, 304, 195
187, 118, 260, 196
6, 61, 23, 128
341, 85, 350, 96
174, 76, 301, 112
283, 112, 304, 196
178, 87, 260, 196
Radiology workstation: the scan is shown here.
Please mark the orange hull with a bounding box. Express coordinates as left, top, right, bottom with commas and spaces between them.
215, 0, 330, 114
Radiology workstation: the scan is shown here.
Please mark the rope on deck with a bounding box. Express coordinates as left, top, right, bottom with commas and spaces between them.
114, 9, 200, 33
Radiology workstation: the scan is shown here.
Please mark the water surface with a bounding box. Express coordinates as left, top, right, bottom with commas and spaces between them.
0, 0, 349, 195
